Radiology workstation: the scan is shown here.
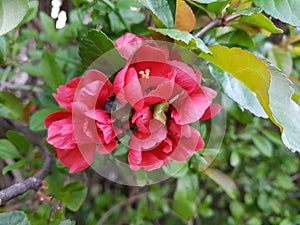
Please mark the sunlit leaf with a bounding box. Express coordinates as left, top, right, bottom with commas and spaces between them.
0, 0, 28, 35
200, 45, 274, 122
252, 0, 300, 27
209, 65, 268, 118
237, 13, 282, 34
175, 0, 196, 32
205, 168, 239, 199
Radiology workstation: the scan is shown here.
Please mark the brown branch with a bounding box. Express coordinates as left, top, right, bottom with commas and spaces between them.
194, 13, 243, 38
0, 117, 54, 206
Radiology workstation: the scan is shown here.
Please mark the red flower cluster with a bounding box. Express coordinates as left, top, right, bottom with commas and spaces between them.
45, 33, 221, 173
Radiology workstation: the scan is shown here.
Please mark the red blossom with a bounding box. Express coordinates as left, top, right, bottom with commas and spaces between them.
45, 70, 119, 173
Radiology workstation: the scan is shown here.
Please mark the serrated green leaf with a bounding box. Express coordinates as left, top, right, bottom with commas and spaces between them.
61, 181, 88, 212
205, 168, 238, 199
268, 47, 292, 75
172, 174, 199, 220
268, 65, 300, 152
252, 0, 300, 27
238, 13, 283, 33
137, 0, 174, 28
150, 28, 211, 54
6, 131, 30, 154
0, 139, 20, 160
0, 0, 28, 35
29, 109, 57, 131
0, 92, 24, 120
41, 50, 65, 91
2, 158, 26, 175
252, 134, 273, 157
0, 211, 30, 225
209, 65, 268, 118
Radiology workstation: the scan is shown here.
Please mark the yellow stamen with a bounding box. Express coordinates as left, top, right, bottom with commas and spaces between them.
139, 69, 150, 79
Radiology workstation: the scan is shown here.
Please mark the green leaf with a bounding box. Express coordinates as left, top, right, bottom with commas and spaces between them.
61, 181, 88, 212
209, 65, 268, 118
205, 168, 238, 199
0, 139, 21, 159
39, 12, 58, 41
200, 46, 274, 123
41, 50, 65, 91
172, 174, 199, 220
150, 28, 211, 54
21, 0, 38, 24
217, 29, 256, 50
252, 134, 273, 157
2, 158, 26, 175
79, 29, 126, 73
137, 0, 174, 28
29, 109, 57, 131
238, 13, 283, 34
0, 92, 24, 120
0, 211, 30, 225
268, 47, 292, 75
268, 65, 300, 152
0, 36, 6, 63
0, 0, 28, 35
21, 64, 42, 76
6, 131, 30, 154
45, 172, 65, 197
252, 0, 300, 27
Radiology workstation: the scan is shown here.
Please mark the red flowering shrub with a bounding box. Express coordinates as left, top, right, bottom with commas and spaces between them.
45, 33, 221, 173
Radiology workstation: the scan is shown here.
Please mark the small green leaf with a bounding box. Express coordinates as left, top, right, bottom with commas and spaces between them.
205, 168, 239, 199
209, 65, 268, 118
0, 139, 21, 159
61, 181, 88, 212
172, 174, 199, 220
238, 13, 283, 33
268, 47, 292, 75
150, 28, 211, 54
6, 131, 30, 154
0, 0, 28, 35
2, 158, 26, 175
29, 109, 57, 131
252, 0, 300, 27
0, 211, 30, 225
21, 64, 42, 77
41, 50, 65, 91
45, 172, 65, 197
39, 12, 58, 40
21, 0, 38, 24
252, 134, 273, 157
0, 92, 24, 120
137, 0, 174, 28
0, 36, 6, 63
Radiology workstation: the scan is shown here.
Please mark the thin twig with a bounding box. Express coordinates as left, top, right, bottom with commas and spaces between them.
194, 13, 242, 38
0, 118, 54, 206
97, 192, 149, 225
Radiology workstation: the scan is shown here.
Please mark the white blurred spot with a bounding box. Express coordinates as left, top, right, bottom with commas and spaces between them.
56, 10, 67, 29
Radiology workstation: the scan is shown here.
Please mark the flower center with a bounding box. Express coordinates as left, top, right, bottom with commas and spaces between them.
139, 69, 150, 79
